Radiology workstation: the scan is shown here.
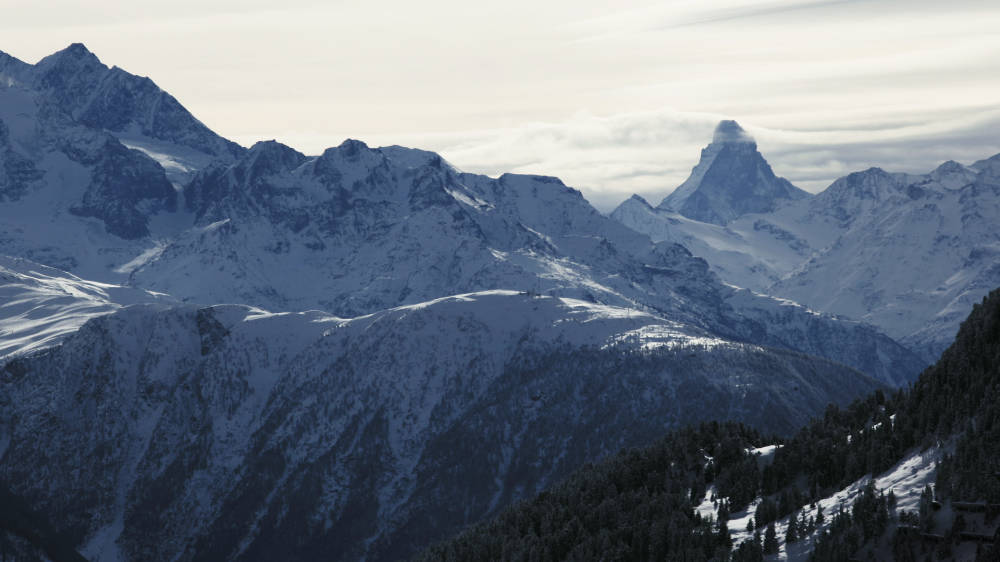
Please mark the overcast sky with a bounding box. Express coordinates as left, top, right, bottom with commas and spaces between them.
3, 0, 999, 210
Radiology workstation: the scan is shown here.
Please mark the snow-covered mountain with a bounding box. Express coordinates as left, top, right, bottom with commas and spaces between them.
611, 193, 808, 291
0, 47, 197, 281
613, 122, 1000, 360
0, 44, 935, 561
773, 158, 1000, 359
0, 43, 924, 385
0, 292, 887, 561
115, 135, 917, 385
10, 43, 242, 174
657, 120, 810, 225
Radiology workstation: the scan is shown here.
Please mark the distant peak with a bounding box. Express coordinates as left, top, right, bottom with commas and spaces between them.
249, 139, 296, 153
64, 43, 93, 55
712, 120, 754, 144
35, 42, 104, 72
627, 194, 653, 207
933, 160, 965, 174
315, 139, 382, 173
50, 42, 100, 63
658, 119, 806, 224
247, 140, 306, 166
499, 173, 566, 187
338, 138, 369, 151
852, 167, 888, 178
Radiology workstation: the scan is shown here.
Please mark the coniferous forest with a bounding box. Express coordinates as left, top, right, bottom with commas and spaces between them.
419, 288, 1000, 561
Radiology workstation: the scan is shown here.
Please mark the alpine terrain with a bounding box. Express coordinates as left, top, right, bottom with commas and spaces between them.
613, 120, 1000, 361
0, 44, 953, 561
420, 287, 1000, 561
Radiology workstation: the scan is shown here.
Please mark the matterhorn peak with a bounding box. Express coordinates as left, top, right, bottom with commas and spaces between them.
658, 119, 808, 225
712, 120, 755, 145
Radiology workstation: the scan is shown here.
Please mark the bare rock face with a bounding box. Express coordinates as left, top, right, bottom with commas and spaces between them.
31, 43, 243, 161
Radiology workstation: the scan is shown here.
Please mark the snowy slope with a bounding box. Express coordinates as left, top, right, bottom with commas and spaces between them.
119, 138, 920, 385
0, 255, 167, 359
611, 194, 810, 290
773, 160, 1000, 360
0, 292, 886, 562
698, 445, 947, 561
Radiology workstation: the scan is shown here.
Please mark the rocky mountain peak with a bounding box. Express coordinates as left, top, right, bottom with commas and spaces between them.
39, 43, 101, 67
807, 167, 908, 223
658, 119, 808, 225
247, 140, 307, 174
32, 43, 106, 102
626, 193, 653, 207
333, 138, 371, 158
822, 167, 896, 199
14, 44, 245, 161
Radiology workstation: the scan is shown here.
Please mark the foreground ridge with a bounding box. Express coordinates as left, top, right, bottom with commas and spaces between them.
420, 287, 1000, 561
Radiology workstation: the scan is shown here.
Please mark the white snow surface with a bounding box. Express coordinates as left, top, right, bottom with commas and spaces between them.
0, 255, 167, 358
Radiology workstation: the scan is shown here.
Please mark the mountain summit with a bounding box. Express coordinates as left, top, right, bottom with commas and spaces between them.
711, 118, 755, 144
659, 120, 809, 225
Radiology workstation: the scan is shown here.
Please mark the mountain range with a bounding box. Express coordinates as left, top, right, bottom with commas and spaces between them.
0, 43, 992, 561
613, 121, 1000, 361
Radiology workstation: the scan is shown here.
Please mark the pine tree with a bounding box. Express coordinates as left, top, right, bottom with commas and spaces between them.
918, 485, 934, 530
786, 515, 799, 544
763, 522, 779, 554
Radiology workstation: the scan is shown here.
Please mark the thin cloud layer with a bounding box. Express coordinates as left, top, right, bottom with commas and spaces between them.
373, 107, 1000, 212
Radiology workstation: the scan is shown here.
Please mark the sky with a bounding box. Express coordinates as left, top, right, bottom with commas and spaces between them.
2, 0, 999, 211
